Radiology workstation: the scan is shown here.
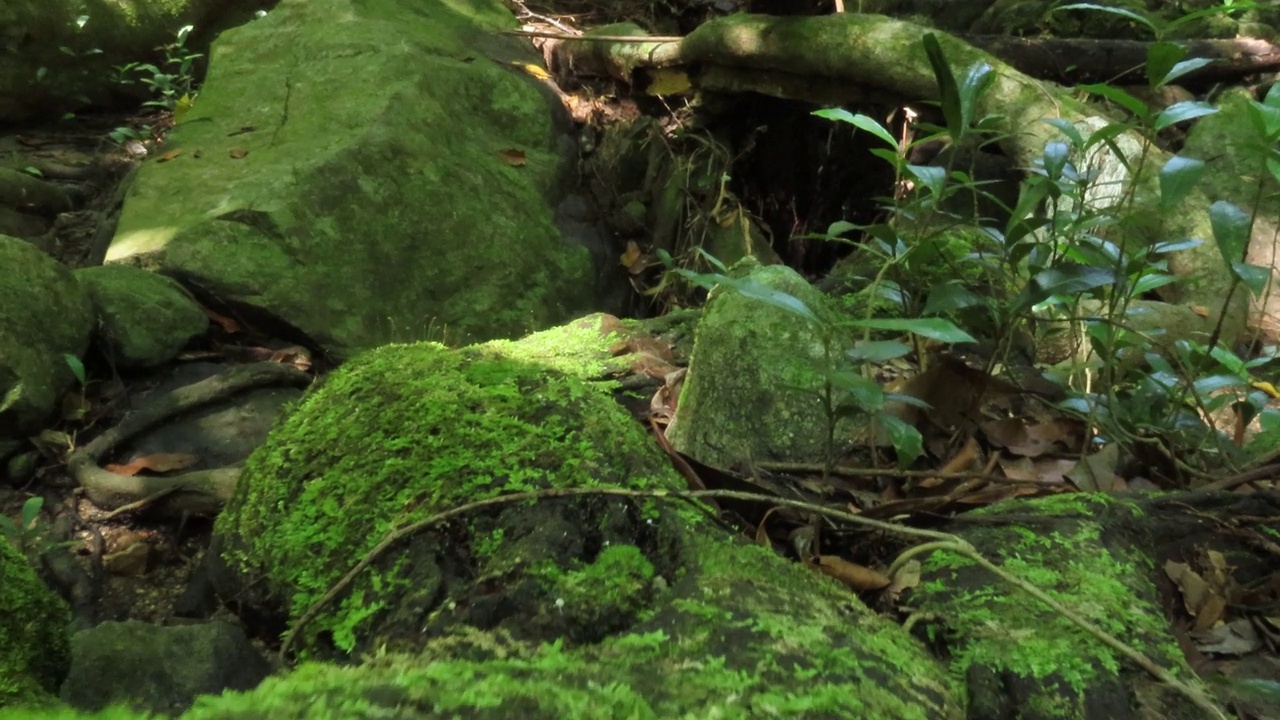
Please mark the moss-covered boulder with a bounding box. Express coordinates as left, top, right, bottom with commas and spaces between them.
205, 328, 960, 717
0, 235, 94, 440
106, 0, 600, 357
75, 266, 208, 368
0, 536, 72, 709
908, 494, 1198, 720
666, 258, 854, 469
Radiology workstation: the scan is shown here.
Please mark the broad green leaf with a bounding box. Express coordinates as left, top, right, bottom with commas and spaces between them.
906, 164, 947, 196
1159, 58, 1213, 87
63, 354, 86, 385
1230, 262, 1271, 297
814, 108, 898, 148
923, 283, 984, 314
21, 496, 43, 531
876, 413, 923, 467
1209, 200, 1251, 265
846, 317, 976, 343
1193, 374, 1245, 395
1247, 100, 1280, 141
1145, 41, 1186, 88
723, 278, 819, 323
1081, 83, 1150, 118
1265, 82, 1280, 109
832, 373, 885, 411
1043, 117, 1085, 146
1041, 141, 1070, 180
1159, 155, 1205, 209
1150, 237, 1202, 254
1154, 101, 1217, 132
1056, 3, 1155, 35
826, 220, 858, 237
922, 33, 962, 139
846, 340, 912, 362
1131, 272, 1177, 295
958, 61, 994, 130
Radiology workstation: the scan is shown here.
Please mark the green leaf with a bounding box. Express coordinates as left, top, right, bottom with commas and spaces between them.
1056, 3, 1156, 35
814, 108, 898, 148
1131, 272, 1178, 295
1230, 262, 1271, 296
922, 33, 962, 139
958, 61, 994, 130
846, 317, 976, 343
1159, 155, 1205, 209
21, 496, 43, 532
1154, 101, 1217, 132
722, 278, 819, 323
1247, 100, 1280, 142
1209, 200, 1251, 265
906, 164, 947, 196
1043, 118, 1085, 146
876, 413, 923, 467
63, 353, 86, 385
1040, 141, 1070, 180
1145, 41, 1186, 88
833, 373, 885, 412
923, 283, 985, 314
1159, 58, 1214, 87
1017, 264, 1116, 310
1081, 83, 1150, 119
846, 341, 912, 362
1150, 237, 1202, 254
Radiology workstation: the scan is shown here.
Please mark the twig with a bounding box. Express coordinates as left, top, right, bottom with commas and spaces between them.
505, 29, 683, 42
756, 460, 1062, 486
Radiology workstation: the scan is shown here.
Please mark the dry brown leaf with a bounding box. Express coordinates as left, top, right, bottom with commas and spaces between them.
812, 555, 891, 591
105, 453, 199, 477
228, 147, 248, 159
497, 148, 526, 166
158, 148, 183, 162
884, 558, 920, 604
620, 240, 643, 270
1066, 443, 1122, 491
997, 456, 1075, 484
203, 306, 240, 333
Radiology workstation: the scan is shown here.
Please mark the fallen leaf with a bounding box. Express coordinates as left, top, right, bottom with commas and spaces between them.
203, 306, 240, 333
645, 68, 692, 96
620, 241, 643, 270
1066, 443, 1122, 491
158, 148, 183, 162
497, 148, 526, 166
229, 147, 248, 159
105, 453, 199, 476
812, 555, 891, 591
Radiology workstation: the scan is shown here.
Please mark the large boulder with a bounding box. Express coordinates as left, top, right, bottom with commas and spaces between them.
0, 235, 94, 442
0, 536, 71, 709
106, 0, 604, 358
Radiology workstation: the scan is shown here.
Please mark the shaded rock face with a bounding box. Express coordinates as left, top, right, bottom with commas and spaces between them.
106, 0, 609, 358
0, 235, 93, 439
59, 621, 271, 715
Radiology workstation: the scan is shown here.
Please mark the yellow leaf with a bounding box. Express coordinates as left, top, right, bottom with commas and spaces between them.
173, 93, 194, 123
645, 68, 691, 96
514, 62, 552, 81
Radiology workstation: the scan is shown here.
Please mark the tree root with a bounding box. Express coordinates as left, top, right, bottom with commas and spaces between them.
65, 362, 312, 518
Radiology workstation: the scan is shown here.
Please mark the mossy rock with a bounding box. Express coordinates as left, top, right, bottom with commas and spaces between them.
0, 536, 72, 709
212, 338, 687, 659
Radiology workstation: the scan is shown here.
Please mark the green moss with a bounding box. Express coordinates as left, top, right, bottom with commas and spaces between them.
216, 340, 684, 657
0, 537, 71, 709
913, 495, 1187, 718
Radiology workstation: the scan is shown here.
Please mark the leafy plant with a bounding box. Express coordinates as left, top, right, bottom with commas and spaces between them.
802, 31, 1279, 475
114, 24, 202, 113
665, 247, 970, 473
0, 496, 76, 562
